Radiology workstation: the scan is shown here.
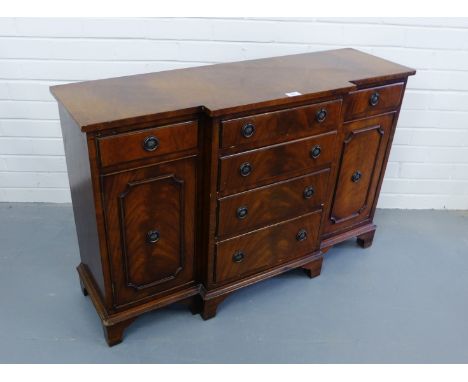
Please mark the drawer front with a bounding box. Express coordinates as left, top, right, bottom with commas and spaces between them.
221, 100, 342, 150
98, 120, 198, 167
219, 131, 337, 194
215, 211, 322, 284
218, 168, 330, 238
344, 83, 404, 121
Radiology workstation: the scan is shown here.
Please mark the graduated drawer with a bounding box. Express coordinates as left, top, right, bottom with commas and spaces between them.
218, 130, 337, 194
97, 120, 198, 168
344, 82, 404, 121
220, 100, 342, 150
217, 168, 330, 238
215, 210, 322, 284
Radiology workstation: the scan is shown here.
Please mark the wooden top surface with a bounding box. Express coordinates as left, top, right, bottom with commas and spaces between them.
50, 48, 415, 132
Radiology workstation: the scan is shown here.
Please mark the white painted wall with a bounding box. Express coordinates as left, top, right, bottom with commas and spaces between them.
0, 17, 467, 208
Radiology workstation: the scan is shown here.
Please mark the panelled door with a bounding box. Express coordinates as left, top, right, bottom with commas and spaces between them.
324, 113, 395, 234
102, 157, 196, 308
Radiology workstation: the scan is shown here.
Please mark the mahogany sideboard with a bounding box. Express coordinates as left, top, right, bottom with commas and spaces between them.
51, 48, 415, 346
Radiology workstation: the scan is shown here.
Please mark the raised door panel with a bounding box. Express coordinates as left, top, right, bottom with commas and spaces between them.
102, 157, 196, 308
324, 114, 394, 234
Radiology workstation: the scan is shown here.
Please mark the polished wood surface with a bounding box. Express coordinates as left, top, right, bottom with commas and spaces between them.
344, 82, 404, 120
217, 169, 329, 238
102, 157, 197, 308
324, 113, 394, 233
51, 48, 415, 131
220, 99, 341, 151
53, 49, 415, 345
218, 131, 337, 194
97, 120, 198, 167
215, 211, 322, 284
58, 105, 107, 297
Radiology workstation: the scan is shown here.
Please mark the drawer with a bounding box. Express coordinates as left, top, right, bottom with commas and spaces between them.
344, 82, 404, 121
221, 100, 342, 150
215, 210, 322, 284
98, 120, 198, 167
218, 168, 330, 238
219, 130, 337, 194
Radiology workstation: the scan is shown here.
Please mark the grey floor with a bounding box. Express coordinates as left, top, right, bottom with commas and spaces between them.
0, 204, 467, 363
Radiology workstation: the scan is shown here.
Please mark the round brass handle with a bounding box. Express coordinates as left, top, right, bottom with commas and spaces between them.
236, 206, 248, 219
232, 250, 245, 263
146, 230, 160, 244
143, 136, 159, 152
351, 171, 362, 183
240, 162, 252, 177
369, 92, 380, 106
310, 145, 321, 159
296, 229, 308, 242
241, 123, 255, 138
316, 108, 327, 123
303, 186, 315, 199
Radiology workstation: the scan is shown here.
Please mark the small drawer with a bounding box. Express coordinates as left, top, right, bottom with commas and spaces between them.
218, 168, 330, 238
97, 120, 198, 168
215, 210, 322, 284
344, 82, 404, 121
218, 130, 337, 194
221, 99, 342, 150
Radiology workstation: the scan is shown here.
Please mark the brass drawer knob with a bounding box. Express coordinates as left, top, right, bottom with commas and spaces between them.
369, 92, 380, 106
316, 108, 327, 123
310, 145, 321, 159
241, 123, 255, 138
239, 162, 252, 177
296, 229, 308, 242
303, 186, 315, 199
146, 230, 160, 244
236, 206, 248, 219
143, 136, 159, 152
232, 250, 245, 263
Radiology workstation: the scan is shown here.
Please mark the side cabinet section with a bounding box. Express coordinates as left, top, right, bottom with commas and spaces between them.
102, 157, 197, 308
323, 113, 395, 235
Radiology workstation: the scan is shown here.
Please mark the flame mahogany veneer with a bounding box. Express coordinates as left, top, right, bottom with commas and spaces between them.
51, 49, 415, 346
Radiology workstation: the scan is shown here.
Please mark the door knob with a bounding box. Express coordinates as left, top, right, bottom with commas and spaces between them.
351, 171, 362, 183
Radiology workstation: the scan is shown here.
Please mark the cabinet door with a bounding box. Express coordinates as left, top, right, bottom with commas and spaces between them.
102, 157, 196, 308
324, 114, 394, 234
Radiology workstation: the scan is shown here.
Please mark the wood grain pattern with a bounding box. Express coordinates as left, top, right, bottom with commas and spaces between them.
98, 120, 198, 168
54, 49, 415, 345
117, 174, 184, 290
58, 105, 107, 299
217, 168, 329, 238
51, 48, 415, 131
215, 211, 322, 284
221, 99, 341, 151
218, 131, 338, 194
101, 156, 196, 308
324, 113, 394, 233
344, 82, 404, 121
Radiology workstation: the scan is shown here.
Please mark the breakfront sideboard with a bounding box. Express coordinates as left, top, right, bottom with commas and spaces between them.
51, 48, 415, 346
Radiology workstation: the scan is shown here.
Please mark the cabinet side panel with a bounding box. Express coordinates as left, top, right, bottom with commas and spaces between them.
58, 104, 105, 297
